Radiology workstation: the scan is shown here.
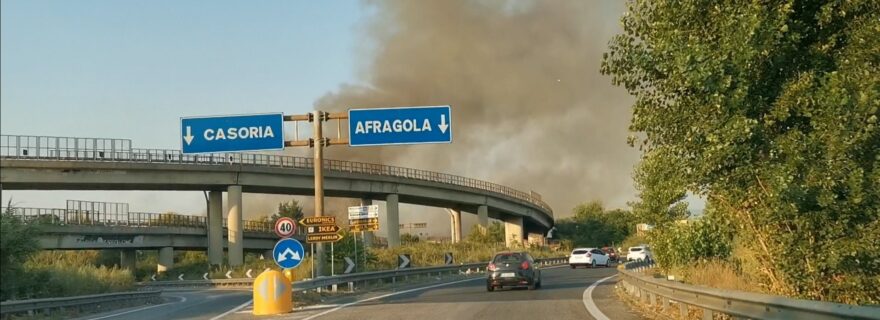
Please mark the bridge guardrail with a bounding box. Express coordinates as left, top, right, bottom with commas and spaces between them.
0, 134, 552, 215
0, 290, 162, 318
1, 207, 279, 234
618, 261, 879, 320
141, 257, 569, 290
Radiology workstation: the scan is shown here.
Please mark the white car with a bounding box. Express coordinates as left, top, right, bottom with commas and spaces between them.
626, 245, 653, 261
568, 248, 610, 268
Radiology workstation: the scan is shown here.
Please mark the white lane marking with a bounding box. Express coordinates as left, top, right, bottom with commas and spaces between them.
303, 264, 568, 320
582, 274, 617, 320
88, 296, 186, 320
302, 277, 482, 320
210, 298, 254, 320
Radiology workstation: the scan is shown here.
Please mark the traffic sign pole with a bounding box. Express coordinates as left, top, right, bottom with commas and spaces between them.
313, 111, 326, 277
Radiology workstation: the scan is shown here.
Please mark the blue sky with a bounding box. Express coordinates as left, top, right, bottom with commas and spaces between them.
1, 0, 365, 147
0, 0, 378, 214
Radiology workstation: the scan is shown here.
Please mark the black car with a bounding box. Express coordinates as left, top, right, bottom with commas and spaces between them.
486, 251, 542, 291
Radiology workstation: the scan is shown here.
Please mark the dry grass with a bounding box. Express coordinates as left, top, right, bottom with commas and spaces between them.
677, 260, 756, 293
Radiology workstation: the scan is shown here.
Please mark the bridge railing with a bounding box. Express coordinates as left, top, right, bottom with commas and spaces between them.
1, 207, 275, 233
1, 134, 552, 215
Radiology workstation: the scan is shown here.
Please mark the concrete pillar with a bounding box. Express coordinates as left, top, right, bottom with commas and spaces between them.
503, 216, 524, 248
208, 191, 223, 266
361, 198, 373, 247
120, 250, 136, 270
477, 205, 489, 229
227, 185, 243, 266
527, 232, 546, 247
385, 194, 400, 248
447, 208, 462, 243
157, 247, 173, 273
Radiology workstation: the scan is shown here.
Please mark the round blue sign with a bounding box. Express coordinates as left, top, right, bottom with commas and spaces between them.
273, 238, 305, 269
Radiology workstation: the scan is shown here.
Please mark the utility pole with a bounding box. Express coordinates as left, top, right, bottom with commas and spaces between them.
285, 111, 348, 277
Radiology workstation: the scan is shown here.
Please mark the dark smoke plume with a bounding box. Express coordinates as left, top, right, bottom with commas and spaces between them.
312, 0, 636, 217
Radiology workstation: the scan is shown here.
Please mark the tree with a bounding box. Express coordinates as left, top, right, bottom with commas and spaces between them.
602, 0, 879, 304
555, 201, 637, 248
272, 200, 304, 225
1, 206, 40, 300
466, 221, 505, 244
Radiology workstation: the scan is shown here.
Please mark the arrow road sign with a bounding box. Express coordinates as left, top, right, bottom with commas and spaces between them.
246, 269, 253, 278
308, 225, 340, 234
225, 271, 233, 279
398, 254, 411, 269
273, 238, 305, 269
300, 216, 336, 226
274, 217, 297, 238
349, 224, 379, 232
344, 257, 355, 274
151, 274, 156, 281
349, 106, 452, 146
306, 233, 343, 243
348, 205, 379, 220
178, 274, 184, 281
180, 113, 284, 154
445, 252, 454, 265
349, 218, 379, 225
203, 273, 209, 280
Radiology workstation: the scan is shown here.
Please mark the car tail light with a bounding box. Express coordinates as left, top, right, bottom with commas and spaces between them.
520, 261, 530, 270
488, 263, 497, 272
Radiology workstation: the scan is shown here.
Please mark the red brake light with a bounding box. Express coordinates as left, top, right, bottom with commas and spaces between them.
488, 263, 497, 272
520, 261, 530, 270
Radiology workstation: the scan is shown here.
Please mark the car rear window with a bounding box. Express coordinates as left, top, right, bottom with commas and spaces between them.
493, 253, 523, 263
629, 247, 643, 252
572, 250, 589, 255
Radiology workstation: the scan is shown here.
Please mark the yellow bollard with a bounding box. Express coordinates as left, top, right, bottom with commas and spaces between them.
253, 270, 292, 315
282, 268, 295, 284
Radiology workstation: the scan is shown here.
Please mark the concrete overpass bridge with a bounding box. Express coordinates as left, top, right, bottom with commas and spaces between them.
0, 134, 555, 267
2, 207, 289, 272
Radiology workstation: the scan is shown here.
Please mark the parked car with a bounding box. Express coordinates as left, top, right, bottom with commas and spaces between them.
486, 251, 542, 291
626, 245, 653, 262
568, 247, 611, 268
601, 246, 619, 261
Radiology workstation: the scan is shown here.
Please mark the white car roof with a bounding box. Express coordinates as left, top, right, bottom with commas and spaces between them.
572, 248, 596, 251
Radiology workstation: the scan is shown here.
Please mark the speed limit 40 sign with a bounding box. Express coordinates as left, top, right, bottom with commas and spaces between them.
274, 217, 297, 238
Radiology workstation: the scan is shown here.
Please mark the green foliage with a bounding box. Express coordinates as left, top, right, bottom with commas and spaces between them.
400, 233, 421, 244
6, 251, 135, 300
464, 221, 504, 244
602, 0, 880, 304
555, 201, 637, 248
273, 199, 304, 225
327, 231, 376, 275
0, 211, 41, 300
649, 213, 734, 270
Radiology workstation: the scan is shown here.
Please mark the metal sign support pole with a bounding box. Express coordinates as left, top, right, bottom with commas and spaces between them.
314, 111, 326, 278
330, 242, 335, 276
353, 231, 358, 273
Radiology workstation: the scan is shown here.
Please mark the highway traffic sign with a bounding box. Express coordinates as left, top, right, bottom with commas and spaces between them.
307, 225, 340, 234
274, 217, 297, 238
344, 257, 355, 274
272, 238, 305, 269
307, 233, 344, 243
181, 113, 284, 154
348, 106, 452, 146
398, 254, 411, 269
300, 216, 335, 226
349, 224, 379, 232
445, 252, 454, 265
349, 218, 379, 225
348, 205, 379, 220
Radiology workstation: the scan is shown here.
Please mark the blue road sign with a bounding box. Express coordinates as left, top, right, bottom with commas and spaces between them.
348, 106, 452, 147
273, 238, 305, 269
181, 113, 284, 154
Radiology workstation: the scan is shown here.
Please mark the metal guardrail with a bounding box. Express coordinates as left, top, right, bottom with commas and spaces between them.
618, 261, 880, 320
0, 134, 552, 215
142, 257, 569, 290
1, 207, 280, 234
0, 290, 162, 318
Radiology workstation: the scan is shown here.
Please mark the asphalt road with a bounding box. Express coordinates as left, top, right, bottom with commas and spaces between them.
82, 266, 643, 320
226, 265, 643, 320
78, 289, 251, 320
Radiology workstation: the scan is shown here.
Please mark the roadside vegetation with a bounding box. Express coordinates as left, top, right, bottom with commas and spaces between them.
553, 200, 638, 250
601, 1, 879, 304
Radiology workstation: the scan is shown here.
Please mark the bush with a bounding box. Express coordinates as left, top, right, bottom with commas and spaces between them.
648, 215, 733, 271
0, 212, 40, 300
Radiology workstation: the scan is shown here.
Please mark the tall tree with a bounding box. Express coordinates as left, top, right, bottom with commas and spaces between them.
602, 0, 879, 303
273, 200, 304, 225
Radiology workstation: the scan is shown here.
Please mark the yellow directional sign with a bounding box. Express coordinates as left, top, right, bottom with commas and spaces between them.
307, 233, 344, 243
308, 225, 341, 233
349, 224, 379, 232
300, 216, 335, 226
349, 217, 379, 225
